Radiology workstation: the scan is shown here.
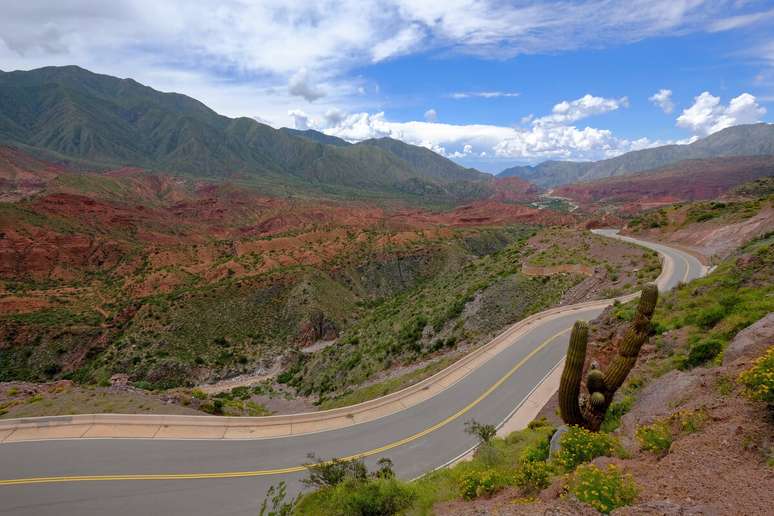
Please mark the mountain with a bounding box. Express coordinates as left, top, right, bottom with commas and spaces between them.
554, 155, 774, 206
499, 160, 593, 187
357, 137, 488, 182
498, 123, 774, 188
0, 66, 490, 202
278, 128, 350, 147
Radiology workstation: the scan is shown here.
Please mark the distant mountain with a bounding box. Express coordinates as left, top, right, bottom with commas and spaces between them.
554, 155, 774, 205
358, 137, 488, 182
498, 123, 774, 188
278, 128, 350, 147
499, 161, 593, 188
0, 66, 489, 202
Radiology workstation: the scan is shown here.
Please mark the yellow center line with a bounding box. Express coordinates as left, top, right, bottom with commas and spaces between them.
0, 327, 573, 487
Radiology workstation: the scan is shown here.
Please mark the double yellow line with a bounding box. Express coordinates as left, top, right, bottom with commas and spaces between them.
0, 327, 572, 487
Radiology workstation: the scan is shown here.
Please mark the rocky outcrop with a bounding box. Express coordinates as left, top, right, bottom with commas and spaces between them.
722, 312, 774, 366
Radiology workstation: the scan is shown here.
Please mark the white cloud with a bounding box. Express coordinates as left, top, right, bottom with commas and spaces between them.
0, 1, 759, 127
295, 94, 654, 163
288, 68, 325, 102
533, 94, 629, 126
676, 91, 766, 136
449, 91, 520, 99
708, 8, 774, 32
289, 109, 312, 130
371, 24, 424, 62
649, 89, 675, 113
424, 108, 437, 122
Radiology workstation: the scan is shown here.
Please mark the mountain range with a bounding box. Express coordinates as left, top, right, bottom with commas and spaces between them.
0, 66, 490, 204
499, 123, 774, 188
2, 65, 772, 200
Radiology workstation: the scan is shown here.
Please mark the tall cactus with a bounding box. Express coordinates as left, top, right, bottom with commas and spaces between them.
558, 284, 658, 431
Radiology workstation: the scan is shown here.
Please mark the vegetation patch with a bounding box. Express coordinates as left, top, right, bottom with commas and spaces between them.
739, 346, 774, 405
565, 463, 638, 514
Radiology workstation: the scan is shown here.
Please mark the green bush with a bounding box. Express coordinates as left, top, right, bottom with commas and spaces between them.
739, 346, 774, 404
259, 482, 295, 516
555, 425, 616, 471
514, 460, 553, 494
295, 477, 415, 516
636, 421, 672, 454
465, 419, 497, 445
600, 394, 635, 433
458, 469, 508, 500
566, 463, 638, 514
339, 478, 416, 515
692, 304, 727, 329
302, 455, 368, 488
520, 437, 550, 463
682, 338, 723, 369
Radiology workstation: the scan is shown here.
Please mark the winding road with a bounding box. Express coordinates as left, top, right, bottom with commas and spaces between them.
0, 231, 706, 516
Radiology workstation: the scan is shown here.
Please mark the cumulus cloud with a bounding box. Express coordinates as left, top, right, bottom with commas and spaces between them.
649, 89, 675, 113
676, 91, 766, 136
288, 68, 325, 102
449, 91, 520, 99
288, 109, 312, 130
294, 93, 654, 163
532, 95, 629, 126
424, 108, 437, 122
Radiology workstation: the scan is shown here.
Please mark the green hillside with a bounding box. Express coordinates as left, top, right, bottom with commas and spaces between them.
0, 66, 490, 202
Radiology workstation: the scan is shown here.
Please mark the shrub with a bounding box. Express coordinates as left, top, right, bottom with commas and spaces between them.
465, 419, 497, 445
191, 388, 207, 400
636, 421, 672, 454
302, 455, 368, 488
339, 478, 416, 515
514, 460, 553, 494
295, 477, 415, 516
739, 346, 774, 405
600, 394, 635, 433
676, 408, 708, 433
458, 469, 508, 500
682, 338, 723, 369
259, 481, 295, 516
555, 425, 616, 471
693, 305, 726, 329
520, 437, 550, 463
566, 464, 638, 514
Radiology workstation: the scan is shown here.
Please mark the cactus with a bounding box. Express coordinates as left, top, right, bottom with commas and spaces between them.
558, 284, 658, 431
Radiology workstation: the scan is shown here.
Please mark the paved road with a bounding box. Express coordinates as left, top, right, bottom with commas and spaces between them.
0, 233, 705, 516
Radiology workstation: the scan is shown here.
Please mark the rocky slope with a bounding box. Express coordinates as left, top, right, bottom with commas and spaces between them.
554, 155, 774, 208
624, 179, 774, 261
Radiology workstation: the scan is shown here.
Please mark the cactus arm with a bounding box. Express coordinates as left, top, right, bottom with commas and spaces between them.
604, 284, 658, 392
558, 321, 589, 427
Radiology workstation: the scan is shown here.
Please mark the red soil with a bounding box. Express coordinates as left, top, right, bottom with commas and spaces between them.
555, 155, 774, 209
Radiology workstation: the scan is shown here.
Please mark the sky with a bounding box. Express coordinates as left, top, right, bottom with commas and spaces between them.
1, 1, 773, 173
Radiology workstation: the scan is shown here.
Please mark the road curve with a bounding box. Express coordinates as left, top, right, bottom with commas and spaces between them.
0, 232, 706, 516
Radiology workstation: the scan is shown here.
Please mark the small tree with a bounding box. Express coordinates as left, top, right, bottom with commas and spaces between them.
258, 482, 295, 516
301, 453, 368, 488
464, 419, 497, 445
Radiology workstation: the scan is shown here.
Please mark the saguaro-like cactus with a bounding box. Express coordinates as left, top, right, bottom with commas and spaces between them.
558, 284, 658, 431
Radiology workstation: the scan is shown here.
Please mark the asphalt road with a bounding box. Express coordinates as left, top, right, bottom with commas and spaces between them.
0, 233, 706, 516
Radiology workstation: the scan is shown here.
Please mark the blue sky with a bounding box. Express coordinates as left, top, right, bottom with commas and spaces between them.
1, 1, 773, 172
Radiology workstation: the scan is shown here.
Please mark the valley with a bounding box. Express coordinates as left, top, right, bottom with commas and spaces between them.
0, 62, 772, 516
